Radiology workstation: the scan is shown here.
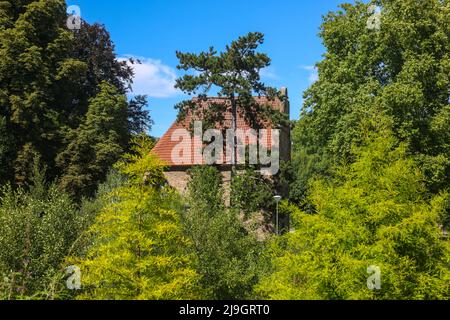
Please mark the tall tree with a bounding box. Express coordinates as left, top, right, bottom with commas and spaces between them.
0, 0, 78, 185
291, 0, 449, 203
56, 82, 129, 199
0, 1, 152, 195
175, 32, 284, 173
70, 138, 199, 300
258, 121, 450, 300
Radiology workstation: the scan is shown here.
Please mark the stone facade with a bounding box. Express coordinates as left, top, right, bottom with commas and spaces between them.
164, 169, 232, 205
153, 88, 291, 203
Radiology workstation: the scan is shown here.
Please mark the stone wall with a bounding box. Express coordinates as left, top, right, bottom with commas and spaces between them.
164, 169, 232, 206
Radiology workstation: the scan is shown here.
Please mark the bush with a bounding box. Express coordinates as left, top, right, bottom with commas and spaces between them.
257, 130, 450, 300
70, 137, 199, 300
0, 166, 89, 299
183, 166, 265, 299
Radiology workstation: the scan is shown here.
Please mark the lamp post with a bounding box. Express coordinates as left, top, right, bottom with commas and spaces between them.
274, 195, 282, 235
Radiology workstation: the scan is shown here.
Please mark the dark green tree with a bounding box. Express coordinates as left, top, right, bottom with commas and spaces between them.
231, 167, 275, 217
175, 32, 285, 172
0, 1, 152, 196
70, 137, 199, 300
291, 0, 450, 202
69, 21, 152, 135
56, 82, 129, 199
0, 0, 78, 185
0, 116, 14, 185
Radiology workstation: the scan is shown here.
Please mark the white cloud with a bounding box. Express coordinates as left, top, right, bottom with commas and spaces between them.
300, 65, 319, 83
119, 55, 180, 98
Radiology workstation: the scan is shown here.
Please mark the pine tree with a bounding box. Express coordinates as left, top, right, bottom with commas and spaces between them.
175, 32, 285, 173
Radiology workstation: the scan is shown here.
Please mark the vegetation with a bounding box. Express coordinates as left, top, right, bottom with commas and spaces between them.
258, 120, 450, 300
0, 0, 150, 199
0, 0, 448, 301
183, 166, 265, 299
291, 0, 449, 204
70, 138, 199, 300
0, 160, 93, 299
174, 32, 287, 172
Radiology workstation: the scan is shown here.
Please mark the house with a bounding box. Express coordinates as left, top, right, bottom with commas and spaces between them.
152, 88, 291, 203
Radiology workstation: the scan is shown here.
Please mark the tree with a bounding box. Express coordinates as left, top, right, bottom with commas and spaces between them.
0, 160, 90, 300
0, 116, 14, 185
0, 1, 152, 194
71, 22, 133, 97
231, 166, 275, 218
258, 123, 450, 300
291, 0, 450, 202
183, 166, 264, 299
68, 21, 152, 135
0, 0, 78, 185
56, 82, 129, 199
175, 32, 285, 173
70, 138, 199, 300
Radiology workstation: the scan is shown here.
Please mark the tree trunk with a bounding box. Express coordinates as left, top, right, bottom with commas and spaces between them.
229, 95, 238, 208
230, 94, 237, 177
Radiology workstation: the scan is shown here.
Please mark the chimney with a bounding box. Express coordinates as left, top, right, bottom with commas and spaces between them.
279, 87, 290, 115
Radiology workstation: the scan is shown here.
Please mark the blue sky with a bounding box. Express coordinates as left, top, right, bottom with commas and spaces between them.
67, 0, 352, 137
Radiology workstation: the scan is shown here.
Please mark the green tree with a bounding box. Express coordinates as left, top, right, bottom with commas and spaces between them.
183, 166, 264, 299
56, 82, 129, 199
0, 0, 78, 185
0, 1, 151, 194
175, 32, 285, 172
231, 166, 275, 217
258, 124, 450, 300
71, 138, 199, 300
69, 21, 152, 135
0, 116, 14, 185
291, 0, 450, 202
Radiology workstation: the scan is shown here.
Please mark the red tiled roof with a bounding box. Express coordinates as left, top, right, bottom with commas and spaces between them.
152, 97, 284, 167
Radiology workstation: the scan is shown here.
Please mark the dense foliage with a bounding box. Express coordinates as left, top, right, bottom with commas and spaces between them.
70, 138, 199, 300
258, 122, 450, 299
0, 0, 151, 199
291, 0, 450, 203
183, 166, 266, 299
0, 161, 93, 299
0, 0, 448, 301
174, 32, 287, 175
